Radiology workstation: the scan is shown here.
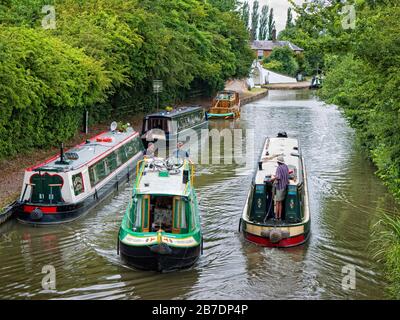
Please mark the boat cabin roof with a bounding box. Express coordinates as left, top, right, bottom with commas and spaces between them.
255, 137, 303, 185
136, 160, 191, 197
144, 106, 203, 119
27, 129, 138, 173
215, 90, 238, 100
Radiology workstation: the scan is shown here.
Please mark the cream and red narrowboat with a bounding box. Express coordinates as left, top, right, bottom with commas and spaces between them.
17, 123, 144, 225
240, 133, 311, 247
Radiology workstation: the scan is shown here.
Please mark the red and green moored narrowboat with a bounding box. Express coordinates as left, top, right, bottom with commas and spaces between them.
240, 133, 311, 247
118, 157, 202, 272
17, 124, 144, 225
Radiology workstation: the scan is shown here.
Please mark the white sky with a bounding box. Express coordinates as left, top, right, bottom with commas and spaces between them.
249, 0, 305, 32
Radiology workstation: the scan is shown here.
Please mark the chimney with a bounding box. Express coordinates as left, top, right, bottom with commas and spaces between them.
272, 28, 277, 42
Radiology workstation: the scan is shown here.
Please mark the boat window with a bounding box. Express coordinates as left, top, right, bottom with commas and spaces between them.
90, 161, 106, 185
150, 196, 173, 233
190, 198, 196, 231
104, 158, 110, 176
106, 152, 118, 172
148, 118, 169, 132
88, 137, 144, 188
118, 147, 128, 164
72, 173, 84, 196
124, 141, 135, 159
180, 200, 187, 229
133, 199, 142, 229
115, 151, 122, 167
142, 195, 150, 232
172, 196, 182, 233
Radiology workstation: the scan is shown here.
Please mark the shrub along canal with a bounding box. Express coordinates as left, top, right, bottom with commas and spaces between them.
0, 90, 397, 299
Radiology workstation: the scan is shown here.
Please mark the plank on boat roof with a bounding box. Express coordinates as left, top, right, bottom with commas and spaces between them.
255, 137, 302, 185
137, 169, 187, 196
33, 130, 136, 172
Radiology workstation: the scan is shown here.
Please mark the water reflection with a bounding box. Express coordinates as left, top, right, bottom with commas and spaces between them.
0, 90, 397, 300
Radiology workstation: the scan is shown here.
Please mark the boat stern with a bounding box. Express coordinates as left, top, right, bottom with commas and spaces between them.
241, 218, 310, 248
118, 230, 201, 272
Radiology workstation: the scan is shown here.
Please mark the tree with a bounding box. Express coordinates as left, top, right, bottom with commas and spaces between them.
250, 0, 259, 41
286, 7, 293, 28
208, 0, 238, 11
258, 5, 269, 40
240, 1, 250, 29
267, 8, 276, 40
263, 46, 299, 76
0, 0, 254, 158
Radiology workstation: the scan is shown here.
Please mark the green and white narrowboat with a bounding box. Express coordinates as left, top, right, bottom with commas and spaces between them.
141, 106, 208, 150
240, 133, 311, 247
118, 157, 202, 272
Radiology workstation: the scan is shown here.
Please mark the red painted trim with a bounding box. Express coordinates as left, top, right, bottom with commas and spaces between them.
81, 132, 139, 170
23, 205, 58, 214
244, 231, 308, 248
26, 130, 109, 171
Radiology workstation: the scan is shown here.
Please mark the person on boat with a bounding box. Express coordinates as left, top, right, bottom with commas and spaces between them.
145, 142, 156, 158
174, 142, 189, 159
152, 198, 173, 232
271, 155, 289, 220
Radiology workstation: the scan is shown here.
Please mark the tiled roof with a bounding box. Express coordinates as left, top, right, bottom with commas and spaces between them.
251, 40, 304, 51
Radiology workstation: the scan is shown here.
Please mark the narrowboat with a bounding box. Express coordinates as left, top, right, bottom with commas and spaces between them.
240, 133, 311, 247
141, 106, 208, 150
17, 123, 144, 225
118, 157, 202, 272
309, 75, 322, 89
206, 90, 240, 119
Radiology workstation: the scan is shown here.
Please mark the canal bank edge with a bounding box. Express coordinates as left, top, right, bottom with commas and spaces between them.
0, 88, 269, 226
240, 89, 268, 106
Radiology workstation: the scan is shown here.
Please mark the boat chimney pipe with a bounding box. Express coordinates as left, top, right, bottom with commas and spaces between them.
60, 143, 65, 164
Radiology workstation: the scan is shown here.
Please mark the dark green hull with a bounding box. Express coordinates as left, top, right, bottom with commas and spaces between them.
119, 240, 201, 272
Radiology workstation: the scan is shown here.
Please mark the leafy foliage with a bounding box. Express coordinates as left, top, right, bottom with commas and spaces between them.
263, 46, 299, 76
372, 214, 400, 298
258, 5, 269, 41
0, 0, 253, 158
250, 0, 259, 41
267, 8, 275, 40
286, 0, 400, 297
0, 27, 109, 156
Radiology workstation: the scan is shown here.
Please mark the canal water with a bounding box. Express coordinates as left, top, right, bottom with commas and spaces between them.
0, 90, 397, 299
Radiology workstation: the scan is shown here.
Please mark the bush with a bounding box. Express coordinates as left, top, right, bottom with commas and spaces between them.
262, 46, 299, 76
0, 0, 254, 158
373, 214, 400, 299
0, 27, 109, 157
